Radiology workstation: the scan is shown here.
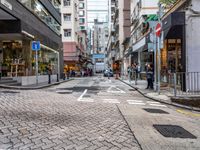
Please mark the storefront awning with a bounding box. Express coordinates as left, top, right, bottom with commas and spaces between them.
162, 12, 185, 39
132, 36, 146, 53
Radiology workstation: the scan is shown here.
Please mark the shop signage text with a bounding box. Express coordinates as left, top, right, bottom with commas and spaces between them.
1, 0, 12, 10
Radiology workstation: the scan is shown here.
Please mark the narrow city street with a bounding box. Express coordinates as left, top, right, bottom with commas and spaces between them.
0, 76, 200, 150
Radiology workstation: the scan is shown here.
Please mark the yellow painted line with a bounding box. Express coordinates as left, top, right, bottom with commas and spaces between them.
177, 109, 200, 117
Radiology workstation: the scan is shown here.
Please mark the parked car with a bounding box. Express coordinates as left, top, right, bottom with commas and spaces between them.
103, 69, 114, 77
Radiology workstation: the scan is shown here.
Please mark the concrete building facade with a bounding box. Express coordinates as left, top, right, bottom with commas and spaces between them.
107, 0, 131, 74
0, 0, 63, 85
130, 0, 159, 73
61, 0, 89, 71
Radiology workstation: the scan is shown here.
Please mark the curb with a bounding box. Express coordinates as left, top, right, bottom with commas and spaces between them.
0, 79, 74, 90
116, 105, 143, 150
119, 79, 200, 112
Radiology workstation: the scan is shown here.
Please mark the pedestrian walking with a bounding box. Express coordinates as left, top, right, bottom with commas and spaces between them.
127, 65, 132, 83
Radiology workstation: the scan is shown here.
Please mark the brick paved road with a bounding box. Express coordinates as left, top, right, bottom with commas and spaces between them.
0, 77, 141, 150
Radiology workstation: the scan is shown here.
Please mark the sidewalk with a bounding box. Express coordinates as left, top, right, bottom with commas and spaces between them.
0, 79, 73, 90
119, 77, 200, 111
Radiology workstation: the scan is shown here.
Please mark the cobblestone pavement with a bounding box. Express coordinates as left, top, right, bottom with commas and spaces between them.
0, 77, 141, 150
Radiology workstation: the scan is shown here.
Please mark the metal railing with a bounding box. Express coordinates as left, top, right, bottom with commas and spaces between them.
168, 72, 200, 96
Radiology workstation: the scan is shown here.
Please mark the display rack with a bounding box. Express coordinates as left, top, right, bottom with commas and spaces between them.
9, 59, 25, 77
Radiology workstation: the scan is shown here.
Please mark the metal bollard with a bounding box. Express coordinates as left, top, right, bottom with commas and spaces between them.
48, 74, 51, 84
63, 73, 66, 80
135, 72, 137, 85
57, 73, 59, 82
174, 73, 177, 97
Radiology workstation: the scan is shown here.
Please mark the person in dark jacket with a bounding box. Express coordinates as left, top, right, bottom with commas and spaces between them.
146, 65, 153, 89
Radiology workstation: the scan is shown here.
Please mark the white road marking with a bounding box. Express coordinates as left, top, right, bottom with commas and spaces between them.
78, 98, 94, 102
127, 100, 143, 103
77, 89, 88, 101
128, 102, 146, 105
103, 99, 120, 104
147, 101, 160, 104
107, 86, 126, 94
149, 104, 167, 107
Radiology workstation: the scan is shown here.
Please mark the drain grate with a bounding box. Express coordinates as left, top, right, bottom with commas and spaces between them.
143, 108, 169, 114
56, 90, 73, 94
153, 124, 197, 139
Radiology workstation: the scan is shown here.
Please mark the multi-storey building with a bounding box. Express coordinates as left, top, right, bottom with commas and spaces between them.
106, 0, 117, 70
61, 0, 79, 70
0, 0, 62, 85
92, 19, 109, 73
107, 0, 131, 74
87, 0, 109, 61
130, 0, 159, 73
61, 0, 89, 71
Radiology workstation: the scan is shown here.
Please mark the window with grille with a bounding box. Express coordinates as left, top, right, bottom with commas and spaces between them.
63, 14, 71, 21
63, 0, 70, 6
64, 29, 71, 37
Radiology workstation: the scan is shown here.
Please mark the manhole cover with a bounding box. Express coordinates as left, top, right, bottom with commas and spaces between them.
56, 90, 73, 94
153, 124, 197, 139
143, 108, 169, 114
0, 91, 20, 94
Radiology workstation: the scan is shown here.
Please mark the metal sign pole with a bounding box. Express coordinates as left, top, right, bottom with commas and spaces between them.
32, 41, 40, 85
36, 50, 38, 85
58, 52, 60, 80
157, 36, 161, 94
153, 27, 157, 91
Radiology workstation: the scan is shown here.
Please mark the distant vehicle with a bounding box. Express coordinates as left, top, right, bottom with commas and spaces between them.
103, 69, 114, 77
95, 62, 105, 73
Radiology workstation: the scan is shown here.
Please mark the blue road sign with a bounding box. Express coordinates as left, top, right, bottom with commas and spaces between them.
32, 41, 40, 51
93, 54, 105, 59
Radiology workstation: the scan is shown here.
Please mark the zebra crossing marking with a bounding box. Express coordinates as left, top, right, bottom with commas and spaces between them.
103, 99, 120, 104
78, 98, 94, 102
149, 104, 167, 107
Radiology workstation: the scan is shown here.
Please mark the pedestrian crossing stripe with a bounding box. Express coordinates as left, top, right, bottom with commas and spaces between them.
147, 101, 160, 104
128, 102, 146, 105
127, 100, 143, 103
78, 98, 94, 102
149, 104, 167, 107
103, 99, 120, 104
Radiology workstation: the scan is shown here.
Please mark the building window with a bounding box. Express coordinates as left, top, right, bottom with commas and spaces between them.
79, 18, 85, 24
63, 0, 70, 6
79, 3, 84, 9
80, 26, 85, 30
64, 29, 71, 37
63, 14, 71, 21
79, 10, 84, 17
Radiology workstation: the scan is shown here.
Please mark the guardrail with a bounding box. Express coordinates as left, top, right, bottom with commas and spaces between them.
168, 72, 200, 97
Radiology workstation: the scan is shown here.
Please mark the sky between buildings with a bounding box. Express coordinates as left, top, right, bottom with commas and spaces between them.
87, 0, 109, 28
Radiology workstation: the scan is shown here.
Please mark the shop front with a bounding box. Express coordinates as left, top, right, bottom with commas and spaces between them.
0, 0, 62, 85
0, 40, 58, 77
161, 12, 186, 89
